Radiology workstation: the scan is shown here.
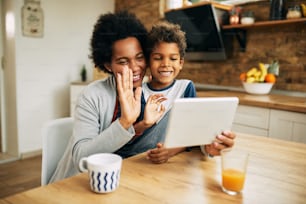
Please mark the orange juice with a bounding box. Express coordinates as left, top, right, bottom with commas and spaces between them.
222, 168, 245, 192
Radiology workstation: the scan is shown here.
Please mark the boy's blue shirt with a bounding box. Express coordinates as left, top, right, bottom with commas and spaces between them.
114, 79, 196, 157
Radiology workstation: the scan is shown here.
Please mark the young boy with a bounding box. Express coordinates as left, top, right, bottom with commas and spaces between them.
133, 21, 195, 138
143, 21, 235, 163
144, 21, 196, 114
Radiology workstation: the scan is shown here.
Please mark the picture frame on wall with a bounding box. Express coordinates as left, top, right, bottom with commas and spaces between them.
21, 0, 44, 38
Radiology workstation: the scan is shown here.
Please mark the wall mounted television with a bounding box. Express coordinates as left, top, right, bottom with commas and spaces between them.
165, 4, 232, 61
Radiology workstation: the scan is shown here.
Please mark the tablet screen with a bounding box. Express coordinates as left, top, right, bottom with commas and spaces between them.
164, 97, 239, 148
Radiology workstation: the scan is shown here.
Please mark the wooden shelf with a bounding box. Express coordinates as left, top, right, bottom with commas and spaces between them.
164, 1, 233, 13
222, 17, 306, 51
222, 18, 306, 29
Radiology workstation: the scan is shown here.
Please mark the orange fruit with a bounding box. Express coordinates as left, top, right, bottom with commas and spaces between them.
265, 73, 276, 83
239, 72, 246, 81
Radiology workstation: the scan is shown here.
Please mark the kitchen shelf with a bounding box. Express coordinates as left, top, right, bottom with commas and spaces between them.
222, 18, 306, 51
164, 0, 306, 52
164, 1, 232, 13
222, 18, 306, 29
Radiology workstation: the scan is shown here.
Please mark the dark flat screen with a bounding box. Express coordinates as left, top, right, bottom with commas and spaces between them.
165, 4, 230, 61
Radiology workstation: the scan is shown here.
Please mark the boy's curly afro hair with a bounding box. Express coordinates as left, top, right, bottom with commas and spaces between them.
146, 21, 186, 60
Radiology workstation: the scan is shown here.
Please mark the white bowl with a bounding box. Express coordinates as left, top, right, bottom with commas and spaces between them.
242, 82, 274, 95
240, 17, 255, 25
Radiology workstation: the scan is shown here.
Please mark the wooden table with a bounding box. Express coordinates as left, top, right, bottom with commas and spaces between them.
1, 133, 305, 204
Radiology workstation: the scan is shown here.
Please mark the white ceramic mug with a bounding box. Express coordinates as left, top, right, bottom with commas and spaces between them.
79, 153, 122, 193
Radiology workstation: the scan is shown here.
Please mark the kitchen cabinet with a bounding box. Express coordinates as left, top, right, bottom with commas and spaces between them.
232, 105, 306, 144
269, 109, 306, 143
232, 105, 270, 137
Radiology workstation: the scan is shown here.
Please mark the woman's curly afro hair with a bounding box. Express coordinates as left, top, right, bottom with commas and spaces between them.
89, 10, 147, 73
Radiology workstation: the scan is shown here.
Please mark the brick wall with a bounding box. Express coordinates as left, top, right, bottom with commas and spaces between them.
116, 0, 306, 92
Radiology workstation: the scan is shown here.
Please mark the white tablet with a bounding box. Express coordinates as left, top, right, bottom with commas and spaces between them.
163, 97, 239, 148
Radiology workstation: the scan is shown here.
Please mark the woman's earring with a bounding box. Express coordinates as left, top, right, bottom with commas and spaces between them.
104, 63, 112, 73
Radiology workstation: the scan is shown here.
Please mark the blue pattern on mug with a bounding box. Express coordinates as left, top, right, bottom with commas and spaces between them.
97, 172, 101, 192
110, 171, 115, 190
103, 172, 108, 192
90, 170, 120, 193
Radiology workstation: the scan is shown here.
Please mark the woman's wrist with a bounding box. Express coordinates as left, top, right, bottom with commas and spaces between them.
119, 117, 133, 130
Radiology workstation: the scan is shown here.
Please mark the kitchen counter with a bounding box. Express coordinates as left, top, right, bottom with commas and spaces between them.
197, 90, 306, 113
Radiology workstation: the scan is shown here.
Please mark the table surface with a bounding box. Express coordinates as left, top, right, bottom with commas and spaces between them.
1, 133, 306, 204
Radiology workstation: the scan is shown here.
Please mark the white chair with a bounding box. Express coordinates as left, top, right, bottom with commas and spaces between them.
41, 117, 73, 185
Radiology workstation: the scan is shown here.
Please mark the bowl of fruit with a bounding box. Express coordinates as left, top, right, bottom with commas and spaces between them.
240, 62, 278, 95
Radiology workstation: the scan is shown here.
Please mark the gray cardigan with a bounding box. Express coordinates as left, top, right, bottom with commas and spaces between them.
49, 76, 169, 183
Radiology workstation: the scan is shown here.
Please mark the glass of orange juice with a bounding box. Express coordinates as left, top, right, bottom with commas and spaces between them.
221, 148, 249, 195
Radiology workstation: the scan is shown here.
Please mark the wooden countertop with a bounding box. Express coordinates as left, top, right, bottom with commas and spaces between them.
197, 91, 306, 113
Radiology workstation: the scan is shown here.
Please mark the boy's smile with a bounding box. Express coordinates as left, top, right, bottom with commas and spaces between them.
149, 42, 184, 90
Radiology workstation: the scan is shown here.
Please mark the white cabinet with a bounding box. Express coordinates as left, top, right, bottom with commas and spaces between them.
232, 105, 306, 144
269, 109, 306, 143
70, 84, 86, 117
232, 105, 270, 137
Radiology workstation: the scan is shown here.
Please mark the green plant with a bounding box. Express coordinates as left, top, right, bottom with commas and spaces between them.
81, 65, 87, 82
